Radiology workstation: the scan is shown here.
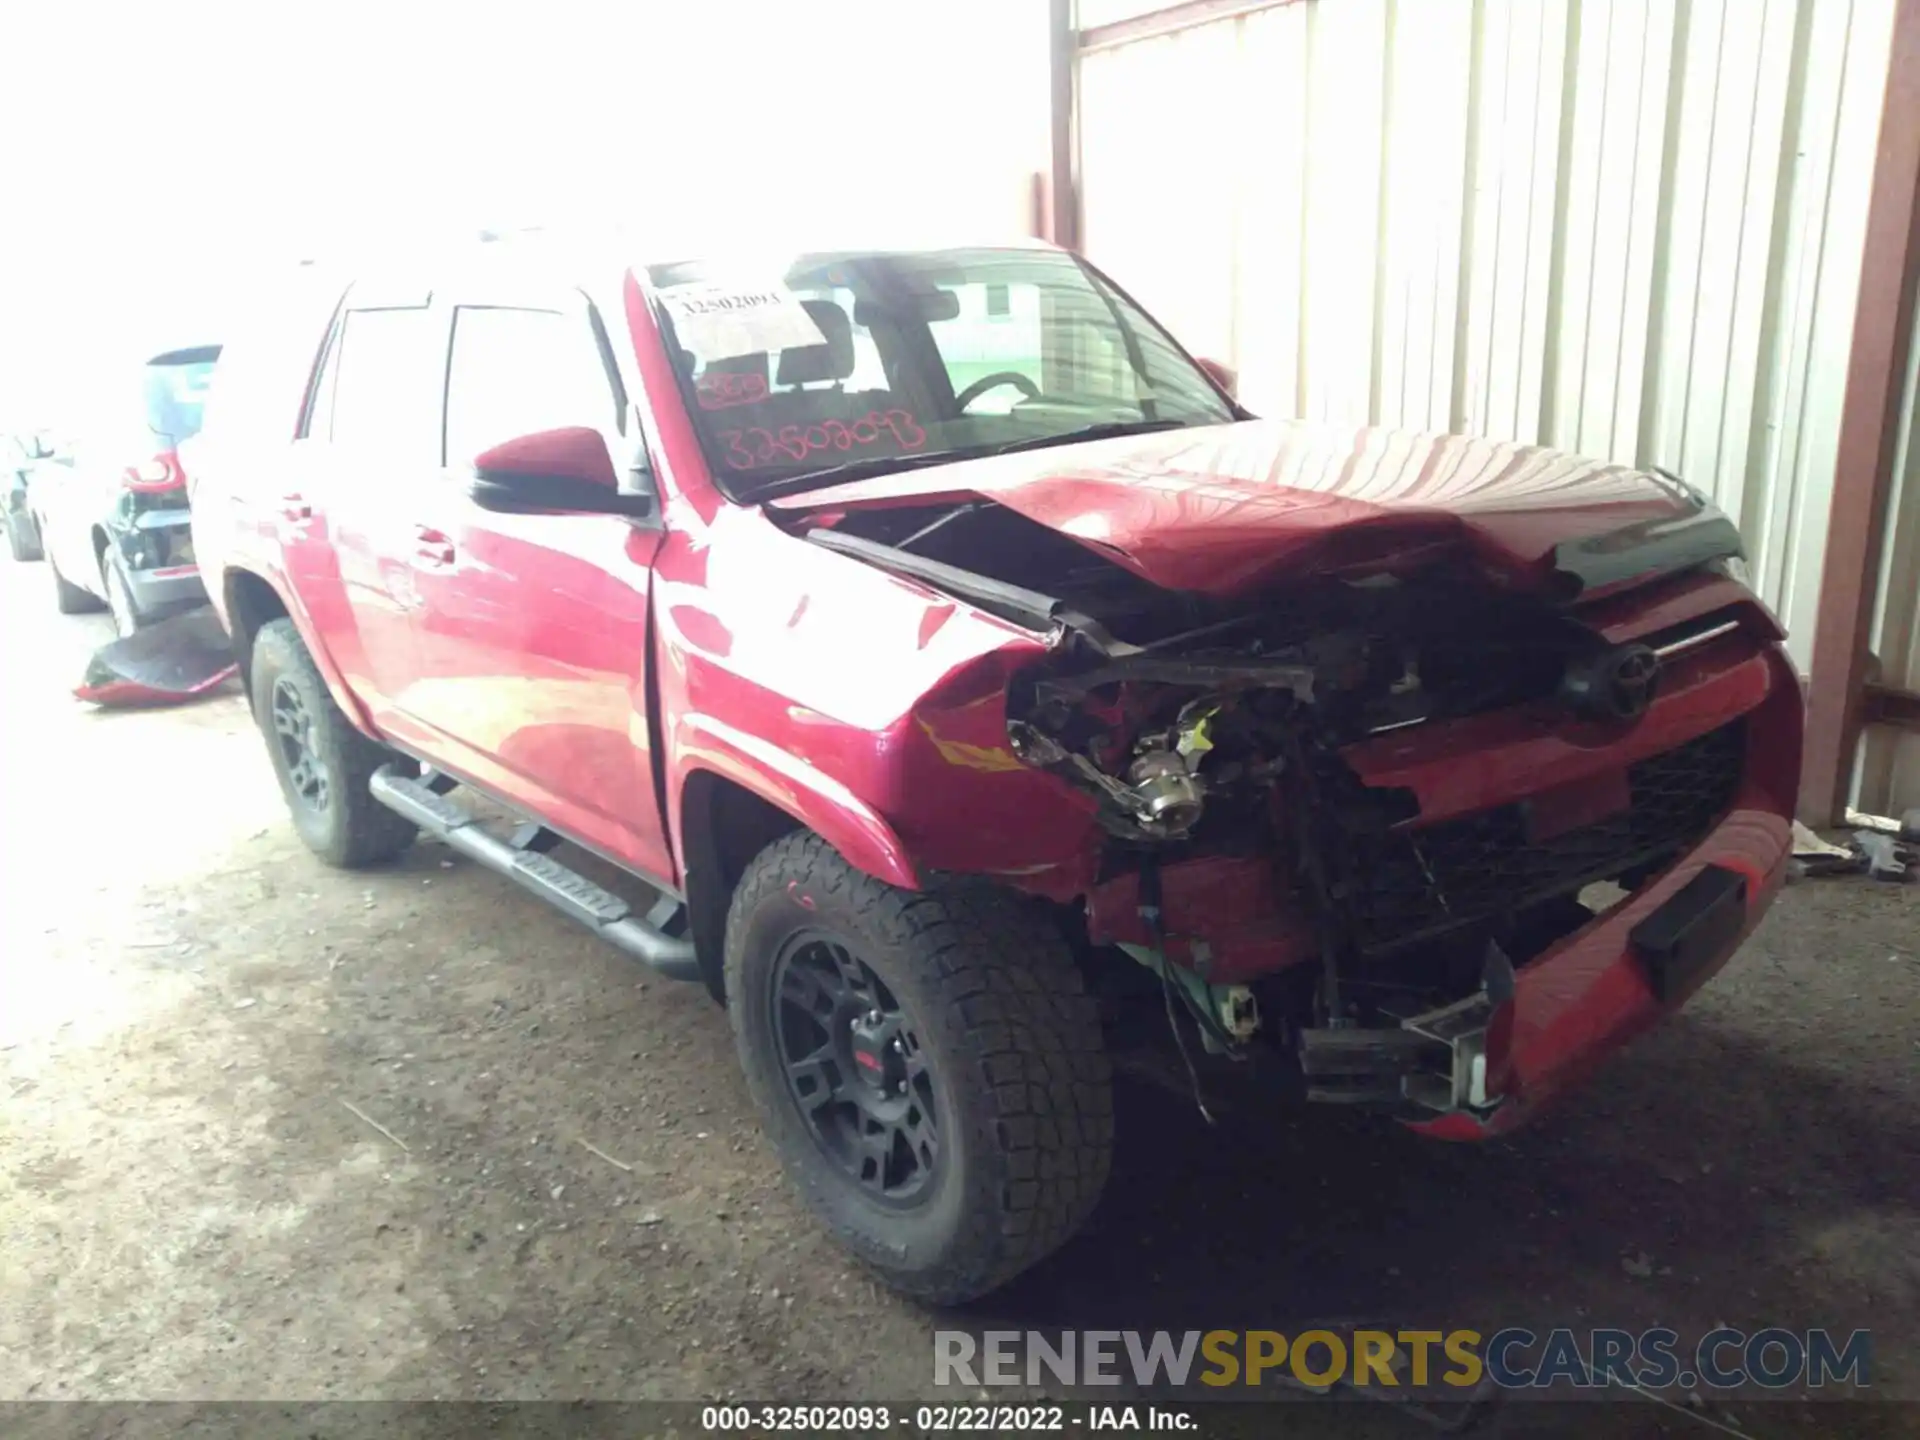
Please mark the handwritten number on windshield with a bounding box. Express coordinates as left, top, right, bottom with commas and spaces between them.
719, 410, 927, 470
696, 372, 770, 410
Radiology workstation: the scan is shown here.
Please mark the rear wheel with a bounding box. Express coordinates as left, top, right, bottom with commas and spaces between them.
6, 511, 42, 562
101, 552, 143, 636
726, 832, 1113, 1303
49, 548, 100, 614
250, 618, 416, 867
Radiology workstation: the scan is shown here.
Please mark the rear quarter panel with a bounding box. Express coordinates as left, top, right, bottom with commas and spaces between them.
187, 273, 371, 729
195, 452, 379, 737
36, 457, 113, 598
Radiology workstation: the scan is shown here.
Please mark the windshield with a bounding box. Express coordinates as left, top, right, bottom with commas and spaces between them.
646, 248, 1235, 501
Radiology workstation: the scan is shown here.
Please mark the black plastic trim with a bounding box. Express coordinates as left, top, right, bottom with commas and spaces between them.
379, 744, 684, 901
370, 767, 699, 982
805, 527, 1133, 655
1630, 863, 1749, 1002
1553, 506, 1745, 598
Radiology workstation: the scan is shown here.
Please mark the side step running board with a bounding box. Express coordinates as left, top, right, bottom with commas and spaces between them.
369, 766, 702, 982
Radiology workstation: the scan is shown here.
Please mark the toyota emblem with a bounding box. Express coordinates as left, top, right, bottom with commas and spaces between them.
1560, 643, 1662, 721
1599, 645, 1660, 719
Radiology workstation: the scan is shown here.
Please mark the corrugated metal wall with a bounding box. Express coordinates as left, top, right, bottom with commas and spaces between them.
1076, 0, 1895, 672
1856, 264, 1920, 816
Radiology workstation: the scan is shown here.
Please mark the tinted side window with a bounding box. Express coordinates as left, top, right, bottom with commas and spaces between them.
443, 307, 619, 467
321, 306, 445, 462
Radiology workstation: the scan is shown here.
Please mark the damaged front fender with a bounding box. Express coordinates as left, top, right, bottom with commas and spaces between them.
653, 506, 1108, 896
894, 666, 1106, 895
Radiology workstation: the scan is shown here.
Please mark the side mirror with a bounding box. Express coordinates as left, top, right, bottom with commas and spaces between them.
1195, 357, 1238, 400
468, 427, 655, 518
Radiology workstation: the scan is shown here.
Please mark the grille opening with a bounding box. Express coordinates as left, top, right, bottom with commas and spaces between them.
1347, 721, 1746, 957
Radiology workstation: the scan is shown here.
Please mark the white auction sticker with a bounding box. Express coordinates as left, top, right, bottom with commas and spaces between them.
658, 280, 826, 361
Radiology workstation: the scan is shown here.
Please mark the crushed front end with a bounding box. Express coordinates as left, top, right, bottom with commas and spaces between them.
996, 562, 1799, 1136
800, 461, 1801, 1138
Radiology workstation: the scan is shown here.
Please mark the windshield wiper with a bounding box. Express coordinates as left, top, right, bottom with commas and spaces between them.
742, 448, 972, 503
741, 418, 1197, 504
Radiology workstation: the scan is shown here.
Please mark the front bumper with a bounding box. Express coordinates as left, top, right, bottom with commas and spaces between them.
1403, 640, 1801, 1140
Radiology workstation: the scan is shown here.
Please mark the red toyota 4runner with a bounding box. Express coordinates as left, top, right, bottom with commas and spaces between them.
191, 238, 1801, 1303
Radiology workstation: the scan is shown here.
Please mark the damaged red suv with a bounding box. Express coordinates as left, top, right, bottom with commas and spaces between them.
191, 238, 1801, 1303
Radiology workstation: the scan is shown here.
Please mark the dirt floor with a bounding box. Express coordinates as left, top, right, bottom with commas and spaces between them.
2, 555, 1917, 1436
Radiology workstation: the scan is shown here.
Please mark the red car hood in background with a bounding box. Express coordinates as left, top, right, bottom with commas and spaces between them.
771, 419, 1707, 597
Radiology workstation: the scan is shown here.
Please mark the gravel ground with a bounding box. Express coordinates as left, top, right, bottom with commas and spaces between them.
1, 556, 1915, 1437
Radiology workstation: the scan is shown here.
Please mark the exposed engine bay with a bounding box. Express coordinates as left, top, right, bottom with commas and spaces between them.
821, 495, 1672, 848
1002, 574, 1588, 841
808, 497, 1756, 1121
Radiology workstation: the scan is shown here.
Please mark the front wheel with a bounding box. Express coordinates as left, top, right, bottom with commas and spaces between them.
250, 618, 416, 867
726, 833, 1113, 1304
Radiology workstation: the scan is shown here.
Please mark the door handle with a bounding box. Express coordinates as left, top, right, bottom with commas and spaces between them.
413, 524, 455, 567
281, 493, 312, 522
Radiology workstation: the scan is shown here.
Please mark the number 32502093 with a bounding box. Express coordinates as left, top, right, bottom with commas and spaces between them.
720, 410, 926, 470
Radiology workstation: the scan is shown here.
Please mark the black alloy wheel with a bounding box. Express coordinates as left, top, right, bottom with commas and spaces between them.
248, 619, 416, 867
726, 830, 1113, 1302
270, 675, 330, 815
771, 933, 940, 1207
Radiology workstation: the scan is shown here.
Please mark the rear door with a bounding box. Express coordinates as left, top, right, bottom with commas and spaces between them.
399, 288, 675, 882
291, 292, 452, 729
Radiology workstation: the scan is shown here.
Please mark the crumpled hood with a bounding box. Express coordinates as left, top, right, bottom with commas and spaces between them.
772, 418, 1737, 598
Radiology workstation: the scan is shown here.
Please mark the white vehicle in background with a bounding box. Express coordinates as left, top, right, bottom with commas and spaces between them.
4, 430, 65, 561
32, 344, 221, 634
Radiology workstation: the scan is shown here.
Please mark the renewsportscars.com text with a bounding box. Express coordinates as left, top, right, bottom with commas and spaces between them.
935, 1327, 1871, 1391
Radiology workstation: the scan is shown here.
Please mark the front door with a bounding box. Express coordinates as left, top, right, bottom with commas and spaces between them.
399, 294, 674, 884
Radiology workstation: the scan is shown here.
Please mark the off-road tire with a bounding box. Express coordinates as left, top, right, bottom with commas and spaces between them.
726, 832, 1113, 1304
7, 512, 42, 562
49, 549, 99, 614
250, 618, 416, 867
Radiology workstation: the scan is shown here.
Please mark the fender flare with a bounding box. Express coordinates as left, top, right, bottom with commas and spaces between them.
221, 564, 380, 737
670, 714, 920, 891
